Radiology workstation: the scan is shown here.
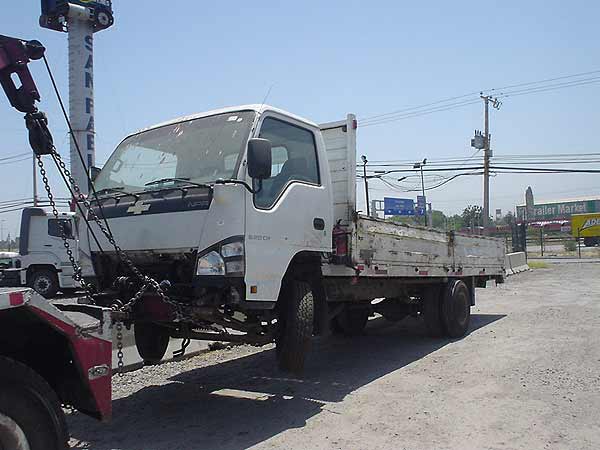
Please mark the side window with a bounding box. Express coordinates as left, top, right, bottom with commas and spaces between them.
48, 219, 74, 240
255, 118, 319, 208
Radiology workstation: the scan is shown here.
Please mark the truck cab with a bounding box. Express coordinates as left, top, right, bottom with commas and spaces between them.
86, 105, 332, 307
0, 208, 79, 298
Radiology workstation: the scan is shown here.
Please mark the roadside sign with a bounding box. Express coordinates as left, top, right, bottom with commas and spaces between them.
416, 195, 426, 216
571, 213, 600, 237
384, 197, 415, 216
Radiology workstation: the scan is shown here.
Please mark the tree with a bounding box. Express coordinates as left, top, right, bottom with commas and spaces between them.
430, 210, 447, 229
461, 205, 484, 229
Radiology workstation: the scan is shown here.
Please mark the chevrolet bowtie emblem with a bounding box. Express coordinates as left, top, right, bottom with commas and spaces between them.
127, 201, 151, 215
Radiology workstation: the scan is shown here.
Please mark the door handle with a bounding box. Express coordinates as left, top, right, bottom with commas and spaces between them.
313, 218, 325, 230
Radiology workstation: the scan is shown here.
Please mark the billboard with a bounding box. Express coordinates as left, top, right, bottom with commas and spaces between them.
517, 199, 600, 221
571, 213, 600, 238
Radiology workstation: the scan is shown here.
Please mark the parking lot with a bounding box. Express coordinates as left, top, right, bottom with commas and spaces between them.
67, 262, 600, 450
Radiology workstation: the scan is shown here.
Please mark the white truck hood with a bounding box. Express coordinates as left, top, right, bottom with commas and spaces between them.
85, 184, 245, 254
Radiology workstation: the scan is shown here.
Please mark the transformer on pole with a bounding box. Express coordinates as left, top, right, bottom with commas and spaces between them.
40, 1, 114, 194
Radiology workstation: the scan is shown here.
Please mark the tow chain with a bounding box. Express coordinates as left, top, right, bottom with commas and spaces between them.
37, 151, 189, 375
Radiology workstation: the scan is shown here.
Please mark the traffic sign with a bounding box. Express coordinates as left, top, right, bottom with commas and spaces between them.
384, 197, 415, 216
416, 195, 426, 216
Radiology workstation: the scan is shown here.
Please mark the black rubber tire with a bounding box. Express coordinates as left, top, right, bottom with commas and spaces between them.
29, 269, 59, 299
422, 285, 444, 337
276, 280, 314, 374
334, 307, 370, 336
134, 322, 170, 365
440, 280, 471, 338
0, 356, 68, 450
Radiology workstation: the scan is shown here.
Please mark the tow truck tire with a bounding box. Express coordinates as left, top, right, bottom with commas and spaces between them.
440, 280, 471, 338
29, 269, 59, 299
333, 307, 370, 335
0, 356, 68, 450
134, 322, 170, 365
276, 280, 314, 374
422, 285, 444, 337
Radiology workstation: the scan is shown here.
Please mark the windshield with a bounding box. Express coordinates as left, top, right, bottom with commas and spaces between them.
94, 111, 256, 193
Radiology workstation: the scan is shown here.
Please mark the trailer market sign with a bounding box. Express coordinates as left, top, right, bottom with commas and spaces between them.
517, 199, 599, 221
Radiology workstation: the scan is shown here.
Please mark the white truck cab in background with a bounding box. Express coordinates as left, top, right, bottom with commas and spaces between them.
0, 208, 79, 298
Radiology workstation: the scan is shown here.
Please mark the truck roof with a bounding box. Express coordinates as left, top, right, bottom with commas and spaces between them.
135, 104, 320, 137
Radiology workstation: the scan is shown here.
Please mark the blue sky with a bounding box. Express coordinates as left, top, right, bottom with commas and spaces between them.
1, 0, 599, 235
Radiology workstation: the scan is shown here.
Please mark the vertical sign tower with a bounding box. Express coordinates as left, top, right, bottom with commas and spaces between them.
40, 1, 114, 194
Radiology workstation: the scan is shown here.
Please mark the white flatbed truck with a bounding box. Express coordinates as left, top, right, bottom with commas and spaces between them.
0, 287, 112, 450
83, 105, 505, 372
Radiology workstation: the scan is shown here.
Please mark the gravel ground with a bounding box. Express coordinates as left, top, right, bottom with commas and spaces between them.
67, 262, 600, 450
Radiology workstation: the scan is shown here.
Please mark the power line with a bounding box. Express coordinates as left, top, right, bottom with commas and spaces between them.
0, 152, 30, 162
359, 69, 600, 128
489, 69, 600, 93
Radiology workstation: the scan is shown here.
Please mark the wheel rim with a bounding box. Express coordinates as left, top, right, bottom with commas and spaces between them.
0, 413, 31, 450
33, 275, 51, 295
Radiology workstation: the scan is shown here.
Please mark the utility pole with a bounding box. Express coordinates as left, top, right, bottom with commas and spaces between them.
479, 94, 501, 228
414, 159, 427, 225
361, 155, 370, 216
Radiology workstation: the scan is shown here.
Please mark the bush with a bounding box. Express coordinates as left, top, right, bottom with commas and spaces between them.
564, 240, 577, 252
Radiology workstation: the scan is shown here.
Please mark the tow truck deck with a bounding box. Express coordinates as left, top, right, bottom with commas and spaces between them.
0, 287, 113, 449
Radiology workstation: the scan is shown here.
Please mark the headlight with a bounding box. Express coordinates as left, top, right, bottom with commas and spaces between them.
196, 251, 225, 276
221, 241, 244, 258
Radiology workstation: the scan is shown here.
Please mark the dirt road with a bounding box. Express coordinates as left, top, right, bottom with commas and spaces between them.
68, 262, 600, 450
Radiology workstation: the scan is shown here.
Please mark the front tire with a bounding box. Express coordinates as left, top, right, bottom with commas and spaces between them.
134, 322, 170, 365
276, 280, 314, 374
0, 357, 68, 450
29, 269, 59, 299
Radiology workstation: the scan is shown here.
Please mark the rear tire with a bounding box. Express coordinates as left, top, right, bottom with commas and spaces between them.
134, 322, 170, 365
440, 280, 471, 338
333, 307, 370, 335
0, 357, 68, 450
276, 280, 314, 374
29, 269, 59, 299
422, 285, 444, 337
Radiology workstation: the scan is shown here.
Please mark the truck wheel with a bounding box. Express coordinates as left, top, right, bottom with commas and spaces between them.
333, 307, 370, 335
134, 322, 170, 365
276, 280, 314, 374
440, 280, 471, 338
422, 285, 444, 337
0, 357, 68, 450
29, 269, 59, 299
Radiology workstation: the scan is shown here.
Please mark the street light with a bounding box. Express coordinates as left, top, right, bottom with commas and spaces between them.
413, 159, 427, 225
361, 155, 370, 216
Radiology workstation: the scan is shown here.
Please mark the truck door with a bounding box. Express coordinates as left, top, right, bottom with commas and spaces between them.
244, 113, 331, 303
46, 217, 78, 287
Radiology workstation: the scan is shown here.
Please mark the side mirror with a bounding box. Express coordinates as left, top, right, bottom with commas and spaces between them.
247, 138, 272, 179
90, 166, 101, 182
